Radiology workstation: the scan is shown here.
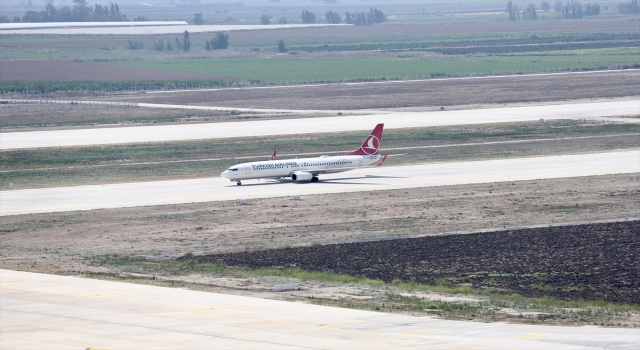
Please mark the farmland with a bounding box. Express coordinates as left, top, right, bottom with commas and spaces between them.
1, 17, 638, 93
191, 221, 640, 305
105, 50, 639, 85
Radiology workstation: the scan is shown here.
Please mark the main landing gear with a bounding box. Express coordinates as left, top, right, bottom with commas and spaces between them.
311, 176, 319, 182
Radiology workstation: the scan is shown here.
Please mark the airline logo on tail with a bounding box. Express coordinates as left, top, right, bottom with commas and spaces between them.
347, 123, 383, 156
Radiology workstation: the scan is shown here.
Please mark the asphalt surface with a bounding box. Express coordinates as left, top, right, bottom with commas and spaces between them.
2, 151, 637, 216
2, 269, 638, 350
1, 100, 638, 150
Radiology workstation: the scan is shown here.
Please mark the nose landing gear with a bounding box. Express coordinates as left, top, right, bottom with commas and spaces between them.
236, 181, 242, 186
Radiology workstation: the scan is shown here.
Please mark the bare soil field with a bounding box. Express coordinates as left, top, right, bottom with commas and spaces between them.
197, 221, 639, 304
1, 174, 637, 274
0, 60, 236, 82
1, 20, 636, 49
95, 71, 640, 110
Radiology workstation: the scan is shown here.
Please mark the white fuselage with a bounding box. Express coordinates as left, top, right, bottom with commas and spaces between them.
221, 154, 382, 181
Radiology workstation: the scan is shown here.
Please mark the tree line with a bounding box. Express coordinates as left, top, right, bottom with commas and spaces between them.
149, 30, 193, 51
301, 8, 386, 25
507, 1, 600, 20
16, 0, 126, 23
143, 30, 229, 52
617, 0, 639, 13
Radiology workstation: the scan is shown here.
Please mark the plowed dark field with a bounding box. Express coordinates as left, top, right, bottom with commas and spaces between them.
192, 221, 640, 304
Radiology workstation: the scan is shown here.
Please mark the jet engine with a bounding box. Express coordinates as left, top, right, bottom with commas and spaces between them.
291, 171, 313, 181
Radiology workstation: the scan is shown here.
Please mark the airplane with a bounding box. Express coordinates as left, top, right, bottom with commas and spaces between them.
221, 123, 387, 185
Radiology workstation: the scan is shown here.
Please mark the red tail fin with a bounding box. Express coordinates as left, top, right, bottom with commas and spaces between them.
347, 123, 384, 156
270, 150, 277, 161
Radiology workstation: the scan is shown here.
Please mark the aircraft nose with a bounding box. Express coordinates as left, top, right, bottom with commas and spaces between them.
221, 170, 229, 179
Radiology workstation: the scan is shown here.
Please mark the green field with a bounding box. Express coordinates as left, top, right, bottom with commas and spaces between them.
106, 50, 639, 83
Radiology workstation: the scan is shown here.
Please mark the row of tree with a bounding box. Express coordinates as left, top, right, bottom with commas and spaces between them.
300, 8, 386, 25
19, 0, 126, 23
139, 31, 290, 53
560, 1, 600, 18
345, 8, 387, 25
617, 0, 639, 13
151, 31, 192, 51
507, 1, 600, 20
188, 8, 385, 25
146, 31, 229, 51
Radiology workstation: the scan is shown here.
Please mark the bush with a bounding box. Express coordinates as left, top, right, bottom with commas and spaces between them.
182, 30, 191, 51
325, 10, 341, 24
301, 10, 315, 23
154, 38, 165, 51
260, 14, 271, 25
194, 12, 203, 25
277, 39, 287, 53
127, 39, 144, 50
207, 31, 229, 50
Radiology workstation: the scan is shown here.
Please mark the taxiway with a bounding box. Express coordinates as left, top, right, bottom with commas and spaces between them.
1, 100, 638, 150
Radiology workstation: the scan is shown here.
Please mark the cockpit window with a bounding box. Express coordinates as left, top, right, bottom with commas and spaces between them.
228, 168, 238, 171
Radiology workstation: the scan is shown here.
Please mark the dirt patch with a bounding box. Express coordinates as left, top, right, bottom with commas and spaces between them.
93, 71, 640, 110
0, 103, 298, 131
194, 221, 639, 304
0, 60, 236, 82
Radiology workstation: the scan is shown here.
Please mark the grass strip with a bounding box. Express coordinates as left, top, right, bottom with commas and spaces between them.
97, 255, 640, 314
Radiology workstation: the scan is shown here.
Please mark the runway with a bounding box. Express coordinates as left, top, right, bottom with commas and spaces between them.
2, 269, 638, 350
1, 100, 638, 150
2, 151, 637, 216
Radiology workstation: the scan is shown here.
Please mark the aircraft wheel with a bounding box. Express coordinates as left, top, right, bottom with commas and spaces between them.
237, 182, 242, 186
311, 176, 319, 182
